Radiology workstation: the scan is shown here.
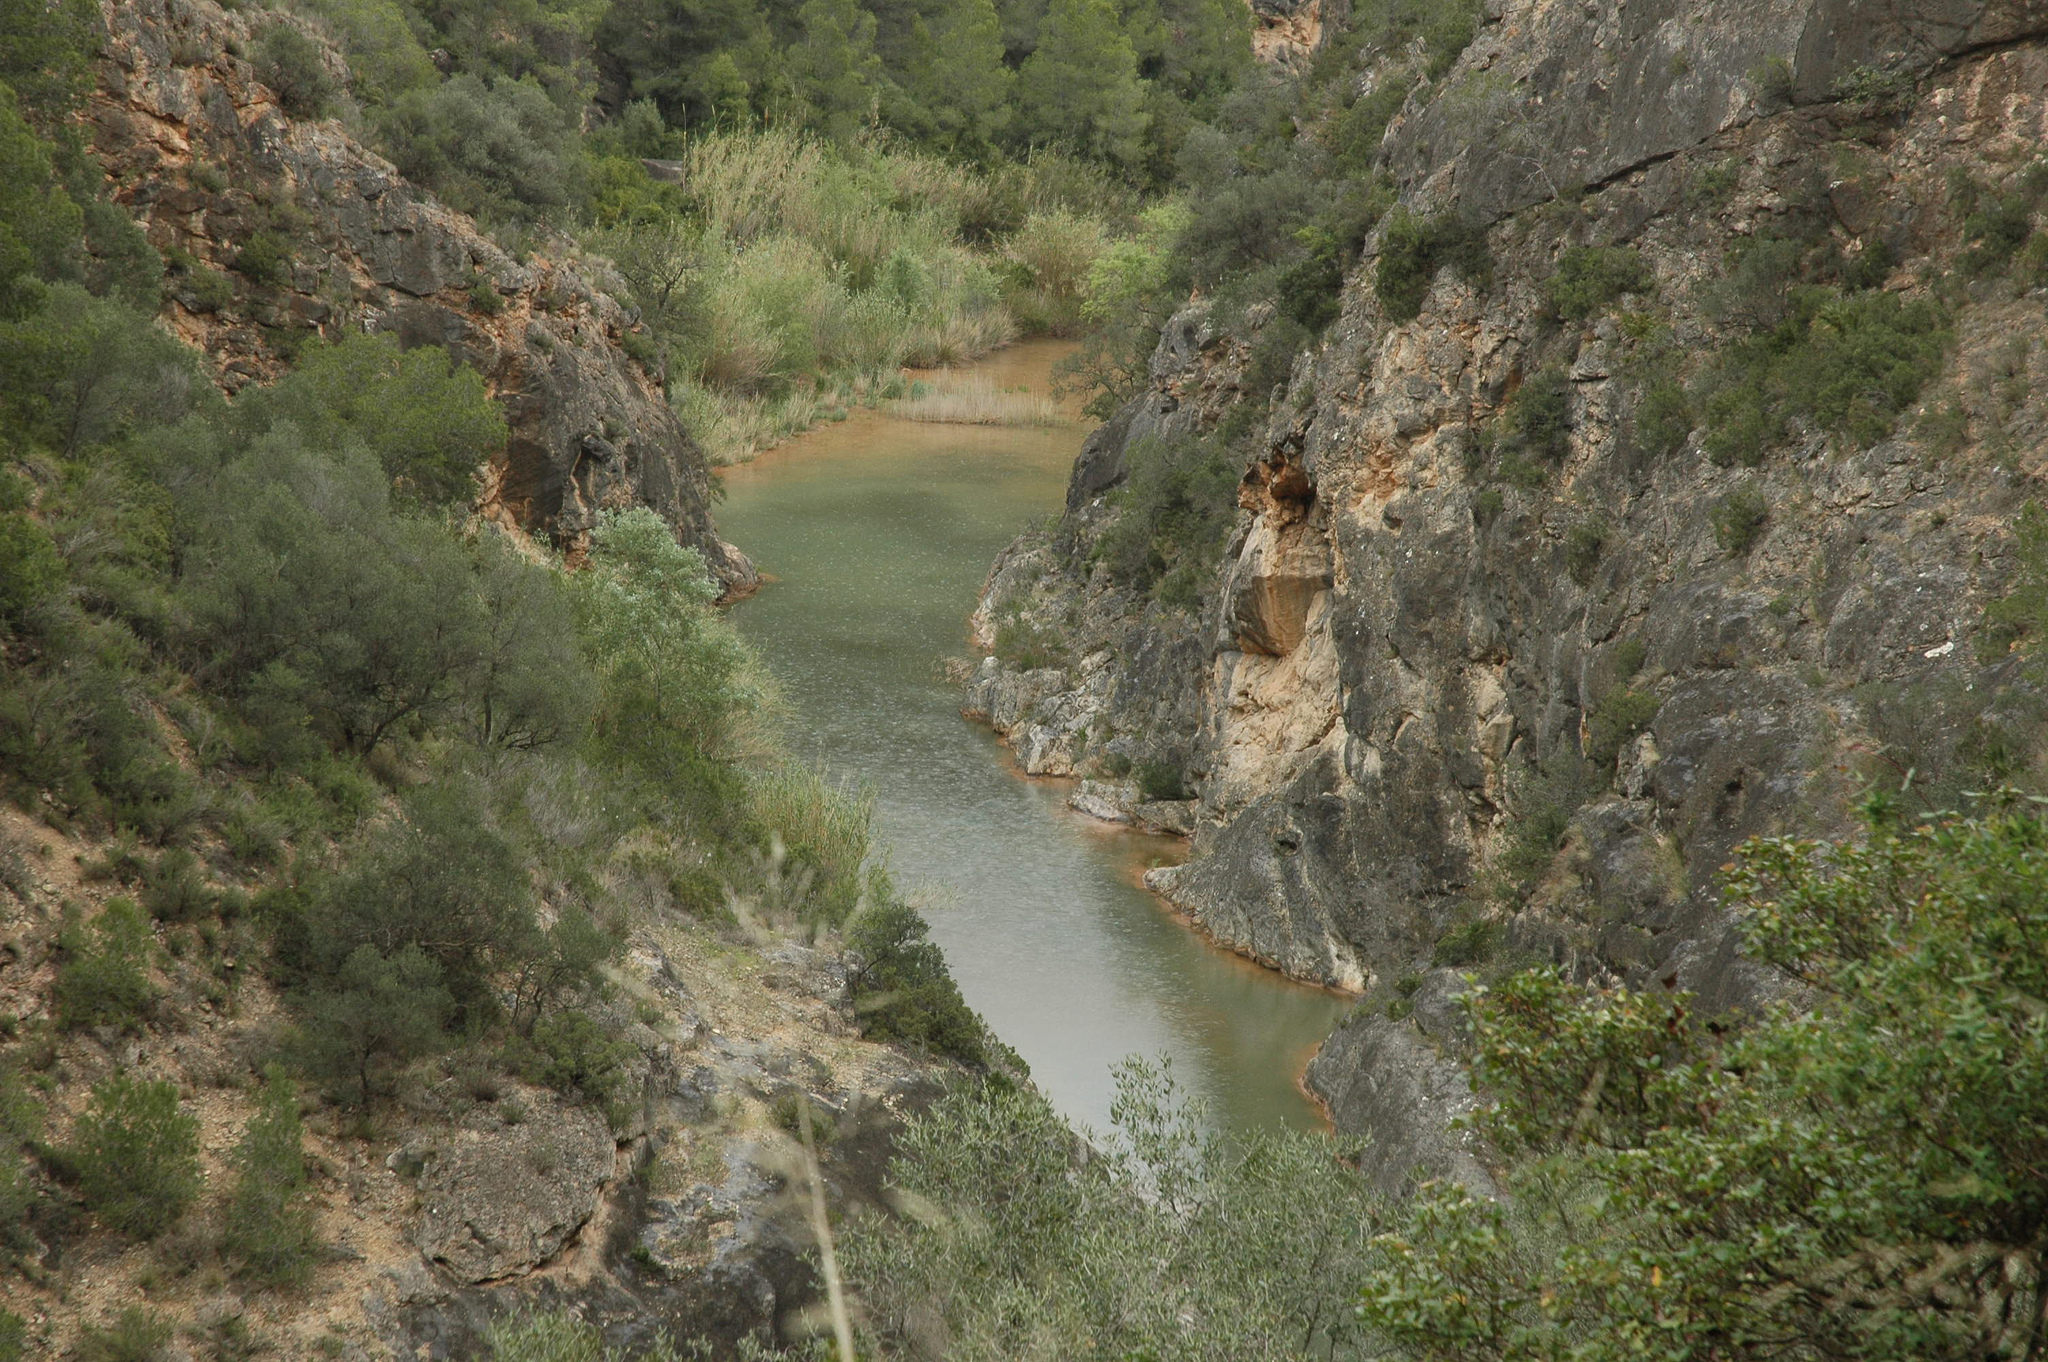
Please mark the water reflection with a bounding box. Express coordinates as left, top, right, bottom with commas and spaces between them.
719, 343, 1349, 1137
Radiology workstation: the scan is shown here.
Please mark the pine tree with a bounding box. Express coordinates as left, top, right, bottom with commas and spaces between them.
784, 0, 890, 142
900, 0, 1013, 155
1015, 0, 1151, 172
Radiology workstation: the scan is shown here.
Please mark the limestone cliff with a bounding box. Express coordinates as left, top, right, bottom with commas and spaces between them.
85, 0, 755, 592
969, 0, 2048, 1189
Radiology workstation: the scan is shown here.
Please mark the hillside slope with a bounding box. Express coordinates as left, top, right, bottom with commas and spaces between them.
88, 0, 754, 591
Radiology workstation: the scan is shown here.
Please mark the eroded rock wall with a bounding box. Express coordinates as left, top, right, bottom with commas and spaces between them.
87, 0, 754, 591
970, 2, 2048, 1189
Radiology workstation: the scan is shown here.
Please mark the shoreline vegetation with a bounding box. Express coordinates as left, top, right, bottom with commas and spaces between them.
589, 128, 1129, 462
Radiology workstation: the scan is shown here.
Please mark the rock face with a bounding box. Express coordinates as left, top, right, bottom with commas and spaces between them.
404, 1098, 618, 1284
87, 0, 754, 592
971, 1, 2048, 1187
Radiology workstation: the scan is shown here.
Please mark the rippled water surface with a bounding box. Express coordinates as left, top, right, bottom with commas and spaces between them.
718, 342, 1349, 1137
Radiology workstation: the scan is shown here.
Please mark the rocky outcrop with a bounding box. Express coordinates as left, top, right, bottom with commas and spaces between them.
971, 2, 2048, 1188
86, 0, 754, 592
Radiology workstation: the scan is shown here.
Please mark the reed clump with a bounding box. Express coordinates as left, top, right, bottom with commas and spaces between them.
889, 373, 1066, 427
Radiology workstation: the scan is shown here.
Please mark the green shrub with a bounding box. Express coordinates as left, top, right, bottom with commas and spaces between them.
993, 612, 1070, 671
1585, 688, 1660, 768
223, 1067, 319, 1285
845, 877, 988, 1067
1432, 916, 1500, 968
1092, 434, 1240, 606
54, 898, 154, 1032
1700, 288, 1948, 465
514, 1011, 635, 1121
1134, 758, 1192, 802
1497, 367, 1573, 466
1564, 519, 1609, 587
1375, 209, 1492, 323
1633, 375, 1692, 457
1472, 487, 1505, 525
1544, 246, 1653, 320
230, 229, 292, 286
0, 1309, 22, 1362
1612, 636, 1648, 679
0, 513, 60, 631
140, 847, 213, 923
294, 945, 452, 1105
253, 25, 335, 117
1492, 758, 1595, 901
1980, 500, 2048, 661
70, 1074, 200, 1239
73, 1308, 171, 1362
1711, 486, 1769, 553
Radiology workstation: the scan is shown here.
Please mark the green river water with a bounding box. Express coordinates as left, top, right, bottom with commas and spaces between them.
717, 342, 1350, 1139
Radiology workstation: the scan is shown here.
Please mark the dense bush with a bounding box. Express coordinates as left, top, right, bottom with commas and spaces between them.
253, 25, 337, 116
294, 945, 453, 1105
1585, 686, 1659, 768
1544, 244, 1653, 320
1495, 366, 1573, 469
223, 1068, 320, 1285
68, 1074, 200, 1238
1563, 517, 1608, 586
844, 881, 989, 1067
1711, 485, 1769, 553
1091, 434, 1241, 607
378, 75, 584, 217
1374, 209, 1492, 323
54, 898, 154, 1032
512, 1011, 636, 1122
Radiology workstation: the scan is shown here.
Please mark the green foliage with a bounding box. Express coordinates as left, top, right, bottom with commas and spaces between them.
1374, 209, 1491, 323
0, 1309, 21, 1362
1491, 757, 1594, 901
293, 944, 453, 1105
254, 24, 337, 117
140, 847, 214, 923
287, 779, 538, 1012
579, 508, 758, 817
1585, 687, 1659, 768
223, 1067, 320, 1285
1497, 366, 1572, 467
1954, 164, 2048, 278
73, 1308, 172, 1362
1563, 518, 1608, 586
236, 331, 506, 503
69, 1074, 200, 1238
1430, 914, 1498, 968
1701, 286, 1949, 465
1134, 757, 1191, 801
54, 898, 154, 1032
1092, 433, 1240, 606
488, 1313, 690, 1362
1368, 805, 2048, 1361
1711, 485, 1769, 553
1544, 245, 1653, 320
230, 228, 292, 286
992, 610, 1070, 670
512, 1010, 635, 1120
845, 878, 989, 1066
1016, 0, 1151, 173
1981, 500, 2048, 661
0, 507, 61, 630
0, 283, 209, 456
0, 83, 83, 318
843, 1058, 1381, 1360
379, 74, 585, 218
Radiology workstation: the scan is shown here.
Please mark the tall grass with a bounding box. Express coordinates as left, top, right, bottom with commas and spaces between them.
588, 130, 1120, 462
889, 373, 1065, 426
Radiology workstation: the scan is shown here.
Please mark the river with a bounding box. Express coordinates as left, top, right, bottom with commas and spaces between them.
717, 341, 1350, 1139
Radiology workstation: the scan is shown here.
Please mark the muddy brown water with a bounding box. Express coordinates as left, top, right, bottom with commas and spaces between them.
718, 341, 1350, 1137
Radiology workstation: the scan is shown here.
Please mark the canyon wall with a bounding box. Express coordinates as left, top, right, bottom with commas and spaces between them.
969, 0, 2048, 1189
